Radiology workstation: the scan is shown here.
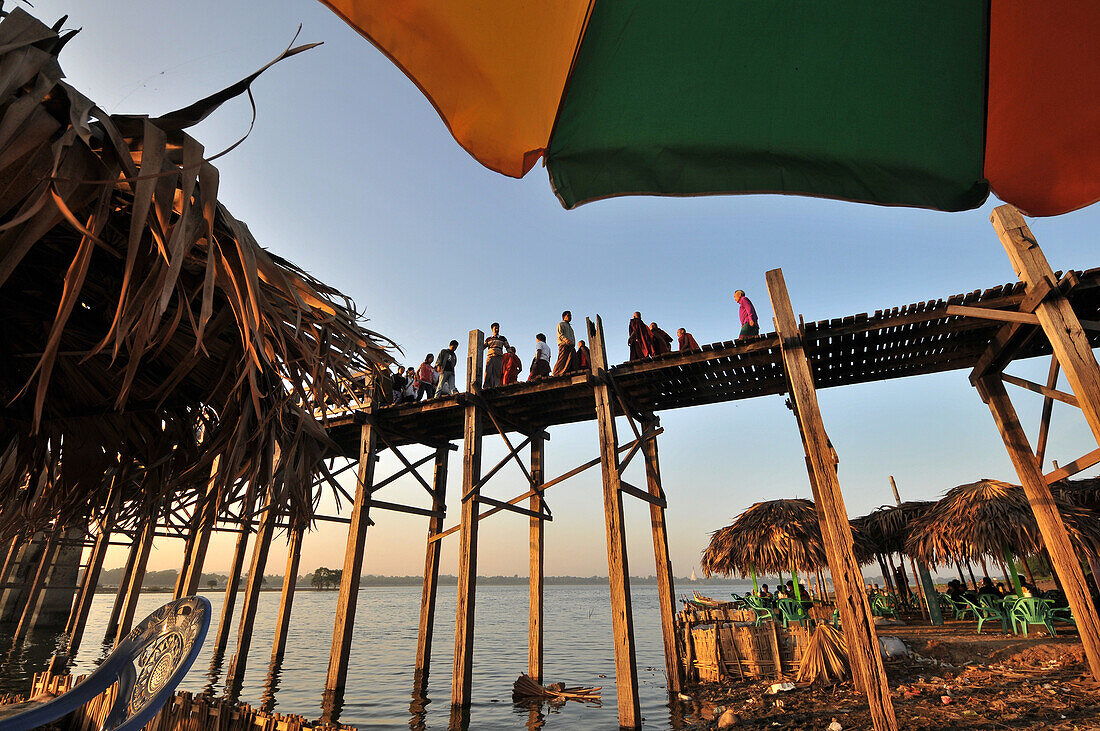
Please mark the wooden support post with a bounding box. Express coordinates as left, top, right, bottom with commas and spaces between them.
587, 315, 641, 728
178, 457, 221, 599
227, 448, 279, 697
64, 500, 117, 657
529, 435, 545, 683
323, 419, 378, 719
641, 416, 681, 693
268, 524, 303, 664
978, 374, 1100, 680
414, 447, 449, 688
103, 535, 141, 642
451, 329, 484, 708
115, 512, 156, 643
14, 531, 58, 642
889, 476, 928, 620
767, 269, 897, 731
212, 487, 257, 659
917, 563, 943, 626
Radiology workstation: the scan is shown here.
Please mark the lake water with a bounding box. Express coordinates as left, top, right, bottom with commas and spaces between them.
0, 582, 751, 729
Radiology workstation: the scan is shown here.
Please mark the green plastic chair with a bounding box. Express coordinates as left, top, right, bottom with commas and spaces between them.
776, 598, 811, 628
743, 595, 775, 626
966, 595, 1009, 634
870, 594, 897, 619
949, 597, 974, 621
1010, 597, 1057, 637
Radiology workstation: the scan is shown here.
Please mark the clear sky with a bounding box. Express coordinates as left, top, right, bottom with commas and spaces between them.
35, 0, 1100, 581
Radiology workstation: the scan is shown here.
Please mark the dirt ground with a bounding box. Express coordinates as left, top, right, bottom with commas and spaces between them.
675, 620, 1100, 729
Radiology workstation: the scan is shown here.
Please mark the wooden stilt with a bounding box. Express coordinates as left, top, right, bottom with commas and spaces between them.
641, 416, 681, 693
270, 524, 303, 663
103, 534, 140, 642
323, 418, 378, 720
916, 563, 943, 626
64, 498, 117, 657
767, 269, 897, 731
414, 447, 449, 687
451, 329, 484, 708
888, 476, 926, 619
529, 435, 545, 683
0, 533, 19, 590
115, 512, 156, 643
1035, 357, 1060, 468
212, 487, 257, 659
177, 457, 221, 599
14, 531, 59, 641
586, 315, 641, 728
978, 374, 1100, 680
227, 447, 279, 696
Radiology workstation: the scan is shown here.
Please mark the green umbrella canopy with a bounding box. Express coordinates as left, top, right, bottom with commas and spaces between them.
702, 498, 831, 578
905, 479, 1100, 566
850, 501, 936, 565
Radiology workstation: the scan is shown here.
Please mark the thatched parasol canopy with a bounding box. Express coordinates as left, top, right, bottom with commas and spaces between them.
905, 479, 1100, 565
850, 501, 935, 565
701, 498, 829, 578
0, 8, 394, 536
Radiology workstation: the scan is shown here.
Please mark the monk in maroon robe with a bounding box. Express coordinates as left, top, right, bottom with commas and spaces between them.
650, 323, 673, 355
502, 346, 521, 385
577, 340, 591, 370
677, 327, 700, 351
628, 312, 655, 360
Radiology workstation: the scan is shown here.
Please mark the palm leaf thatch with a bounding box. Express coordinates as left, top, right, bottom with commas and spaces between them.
701, 498, 831, 577
795, 623, 849, 685
1055, 478, 1100, 512
0, 8, 394, 537
905, 479, 1100, 566
849, 501, 935, 564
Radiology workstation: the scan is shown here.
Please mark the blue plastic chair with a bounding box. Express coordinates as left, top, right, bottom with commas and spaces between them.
0, 596, 210, 731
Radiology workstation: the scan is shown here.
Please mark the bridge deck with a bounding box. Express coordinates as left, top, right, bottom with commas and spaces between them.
324, 269, 1100, 455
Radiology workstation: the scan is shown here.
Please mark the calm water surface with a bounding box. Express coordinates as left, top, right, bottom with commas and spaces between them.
0, 582, 750, 729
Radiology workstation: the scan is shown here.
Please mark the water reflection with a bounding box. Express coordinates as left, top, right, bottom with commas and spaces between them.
320, 686, 344, 725
202, 648, 225, 698
408, 681, 430, 731
447, 703, 470, 730
261, 658, 283, 713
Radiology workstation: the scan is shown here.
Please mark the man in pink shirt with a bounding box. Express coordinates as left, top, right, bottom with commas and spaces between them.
734, 290, 759, 338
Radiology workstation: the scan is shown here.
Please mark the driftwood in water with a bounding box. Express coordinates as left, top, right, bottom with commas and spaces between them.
512, 673, 601, 704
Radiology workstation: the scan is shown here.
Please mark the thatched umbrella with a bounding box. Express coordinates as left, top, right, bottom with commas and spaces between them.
906, 478, 1100, 594
702, 498, 830, 601
0, 8, 394, 538
851, 501, 935, 609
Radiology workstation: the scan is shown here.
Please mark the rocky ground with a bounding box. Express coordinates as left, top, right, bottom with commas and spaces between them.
674, 622, 1100, 729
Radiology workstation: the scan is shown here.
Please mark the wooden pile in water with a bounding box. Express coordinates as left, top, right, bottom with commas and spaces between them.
512, 673, 601, 704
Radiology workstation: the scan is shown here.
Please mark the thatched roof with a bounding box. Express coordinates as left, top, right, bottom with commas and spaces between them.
0, 8, 393, 536
1055, 478, 1100, 512
849, 501, 935, 564
905, 479, 1100, 565
701, 498, 829, 577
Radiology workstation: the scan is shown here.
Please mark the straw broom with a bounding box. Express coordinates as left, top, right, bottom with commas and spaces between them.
795, 624, 850, 685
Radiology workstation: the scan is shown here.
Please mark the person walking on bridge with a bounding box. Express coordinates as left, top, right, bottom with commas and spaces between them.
677, 327, 700, 351
483, 322, 509, 387
577, 339, 591, 371
502, 346, 522, 385
434, 340, 458, 397
553, 310, 577, 376
628, 312, 656, 360
734, 289, 759, 338
528, 333, 552, 381
649, 322, 673, 355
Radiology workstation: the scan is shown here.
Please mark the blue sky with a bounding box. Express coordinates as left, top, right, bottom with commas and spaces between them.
36, 0, 1100, 580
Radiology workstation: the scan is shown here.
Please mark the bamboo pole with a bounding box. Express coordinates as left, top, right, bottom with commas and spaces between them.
587, 315, 641, 728
451, 329, 484, 709
641, 416, 681, 693
768, 269, 897, 731
529, 435, 545, 684
414, 447, 449, 690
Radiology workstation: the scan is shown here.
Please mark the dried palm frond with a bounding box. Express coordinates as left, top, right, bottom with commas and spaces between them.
0, 8, 394, 537
702, 498, 844, 577
850, 500, 935, 564
795, 624, 849, 685
511, 674, 601, 704
905, 479, 1100, 566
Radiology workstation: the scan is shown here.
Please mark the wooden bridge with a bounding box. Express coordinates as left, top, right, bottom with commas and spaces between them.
309, 208, 1100, 730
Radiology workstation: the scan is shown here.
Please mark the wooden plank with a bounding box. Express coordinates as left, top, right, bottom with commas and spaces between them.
767, 268, 897, 731
63, 498, 116, 658
946, 304, 1040, 325
270, 524, 303, 663
529, 436, 545, 683
474, 495, 549, 521
414, 448, 449, 689
102, 534, 140, 642
452, 329, 484, 708
1044, 447, 1100, 484
586, 315, 640, 729
618, 480, 667, 509
979, 374, 1100, 683
13, 531, 59, 642
323, 420, 378, 721
114, 513, 157, 643
1036, 357, 1061, 468
641, 416, 681, 693
1001, 372, 1079, 407
178, 457, 221, 599
363, 499, 442, 519
211, 485, 256, 659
